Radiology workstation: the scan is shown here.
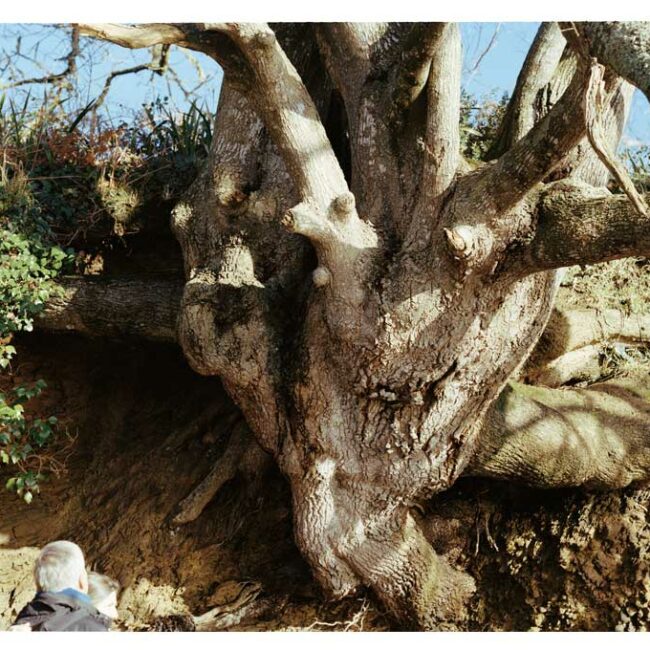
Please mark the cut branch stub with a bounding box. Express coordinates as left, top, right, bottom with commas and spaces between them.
330, 192, 356, 221
443, 224, 496, 272
282, 202, 334, 243
312, 267, 332, 287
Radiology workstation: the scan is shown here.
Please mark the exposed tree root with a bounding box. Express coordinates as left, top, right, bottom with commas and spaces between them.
37, 277, 182, 342
468, 376, 650, 489
172, 419, 270, 525
523, 307, 650, 386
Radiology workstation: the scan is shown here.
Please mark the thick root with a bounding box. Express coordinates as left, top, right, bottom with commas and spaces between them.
523, 307, 650, 386
292, 465, 474, 629
172, 420, 268, 525
468, 377, 650, 489
343, 507, 475, 630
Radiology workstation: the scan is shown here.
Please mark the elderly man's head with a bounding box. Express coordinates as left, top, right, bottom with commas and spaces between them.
34, 541, 88, 594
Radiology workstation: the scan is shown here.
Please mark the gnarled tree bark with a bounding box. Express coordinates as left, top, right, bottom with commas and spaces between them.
66, 21, 650, 629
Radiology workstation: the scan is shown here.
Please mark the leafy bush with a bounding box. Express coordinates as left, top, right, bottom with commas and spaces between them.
0, 230, 72, 501
0, 223, 73, 501
1, 96, 77, 500
0, 92, 213, 243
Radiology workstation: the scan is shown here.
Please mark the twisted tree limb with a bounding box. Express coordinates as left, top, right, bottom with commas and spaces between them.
466, 64, 590, 216
583, 61, 648, 217
563, 22, 650, 104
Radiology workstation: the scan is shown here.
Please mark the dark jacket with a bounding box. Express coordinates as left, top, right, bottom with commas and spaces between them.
13, 589, 110, 631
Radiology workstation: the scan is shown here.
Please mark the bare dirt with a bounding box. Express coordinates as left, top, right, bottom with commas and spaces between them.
0, 334, 389, 631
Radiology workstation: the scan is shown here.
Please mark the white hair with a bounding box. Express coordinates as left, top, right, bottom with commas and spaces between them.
34, 541, 86, 593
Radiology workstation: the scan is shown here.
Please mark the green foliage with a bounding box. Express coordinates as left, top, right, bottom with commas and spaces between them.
1, 94, 76, 501
0, 380, 58, 504
0, 92, 213, 242
459, 89, 509, 163
0, 232, 70, 341
0, 230, 70, 501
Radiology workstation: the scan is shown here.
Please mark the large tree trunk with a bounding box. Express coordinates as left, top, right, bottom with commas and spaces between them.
63, 21, 650, 628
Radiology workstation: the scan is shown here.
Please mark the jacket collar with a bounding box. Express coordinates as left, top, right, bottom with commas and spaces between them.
56, 588, 93, 605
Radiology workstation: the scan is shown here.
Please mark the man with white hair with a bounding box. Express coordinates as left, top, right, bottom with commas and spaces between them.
10, 540, 110, 631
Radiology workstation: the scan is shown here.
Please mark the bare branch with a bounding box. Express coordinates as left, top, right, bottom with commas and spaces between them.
76, 23, 187, 48
488, 22, 566, 158
3, 27, 79, 89
90, 45, 171, 111
466, 64, 589, 216
516, 180, 650, 275
389, 23, 445, 119
466, 24, 501, 76
584, 61, 648, 216
79, 23, 345, 208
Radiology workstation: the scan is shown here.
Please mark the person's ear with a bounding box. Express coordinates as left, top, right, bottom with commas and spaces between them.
79, 569, 89, 594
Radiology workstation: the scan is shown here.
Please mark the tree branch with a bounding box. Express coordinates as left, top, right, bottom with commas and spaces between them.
467, 377, 650, 490
419, 23, 461, 204
516, 180, 650, 274
4, 27, 79, 89
36, 277, 182, 342
583, 61, 648, 216
221, 23, 349, 210
468, 64, 589, 216
388, 23, 445, 119
563, 22, 650, 104
76, 23, 187, 48
90, 45, 171, 111
488, 22, 566, 158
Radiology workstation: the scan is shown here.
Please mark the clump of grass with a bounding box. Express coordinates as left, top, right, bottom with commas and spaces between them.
1, 92, 213, 244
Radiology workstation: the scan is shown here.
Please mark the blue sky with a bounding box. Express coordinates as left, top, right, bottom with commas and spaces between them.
1, 23, 648, 147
